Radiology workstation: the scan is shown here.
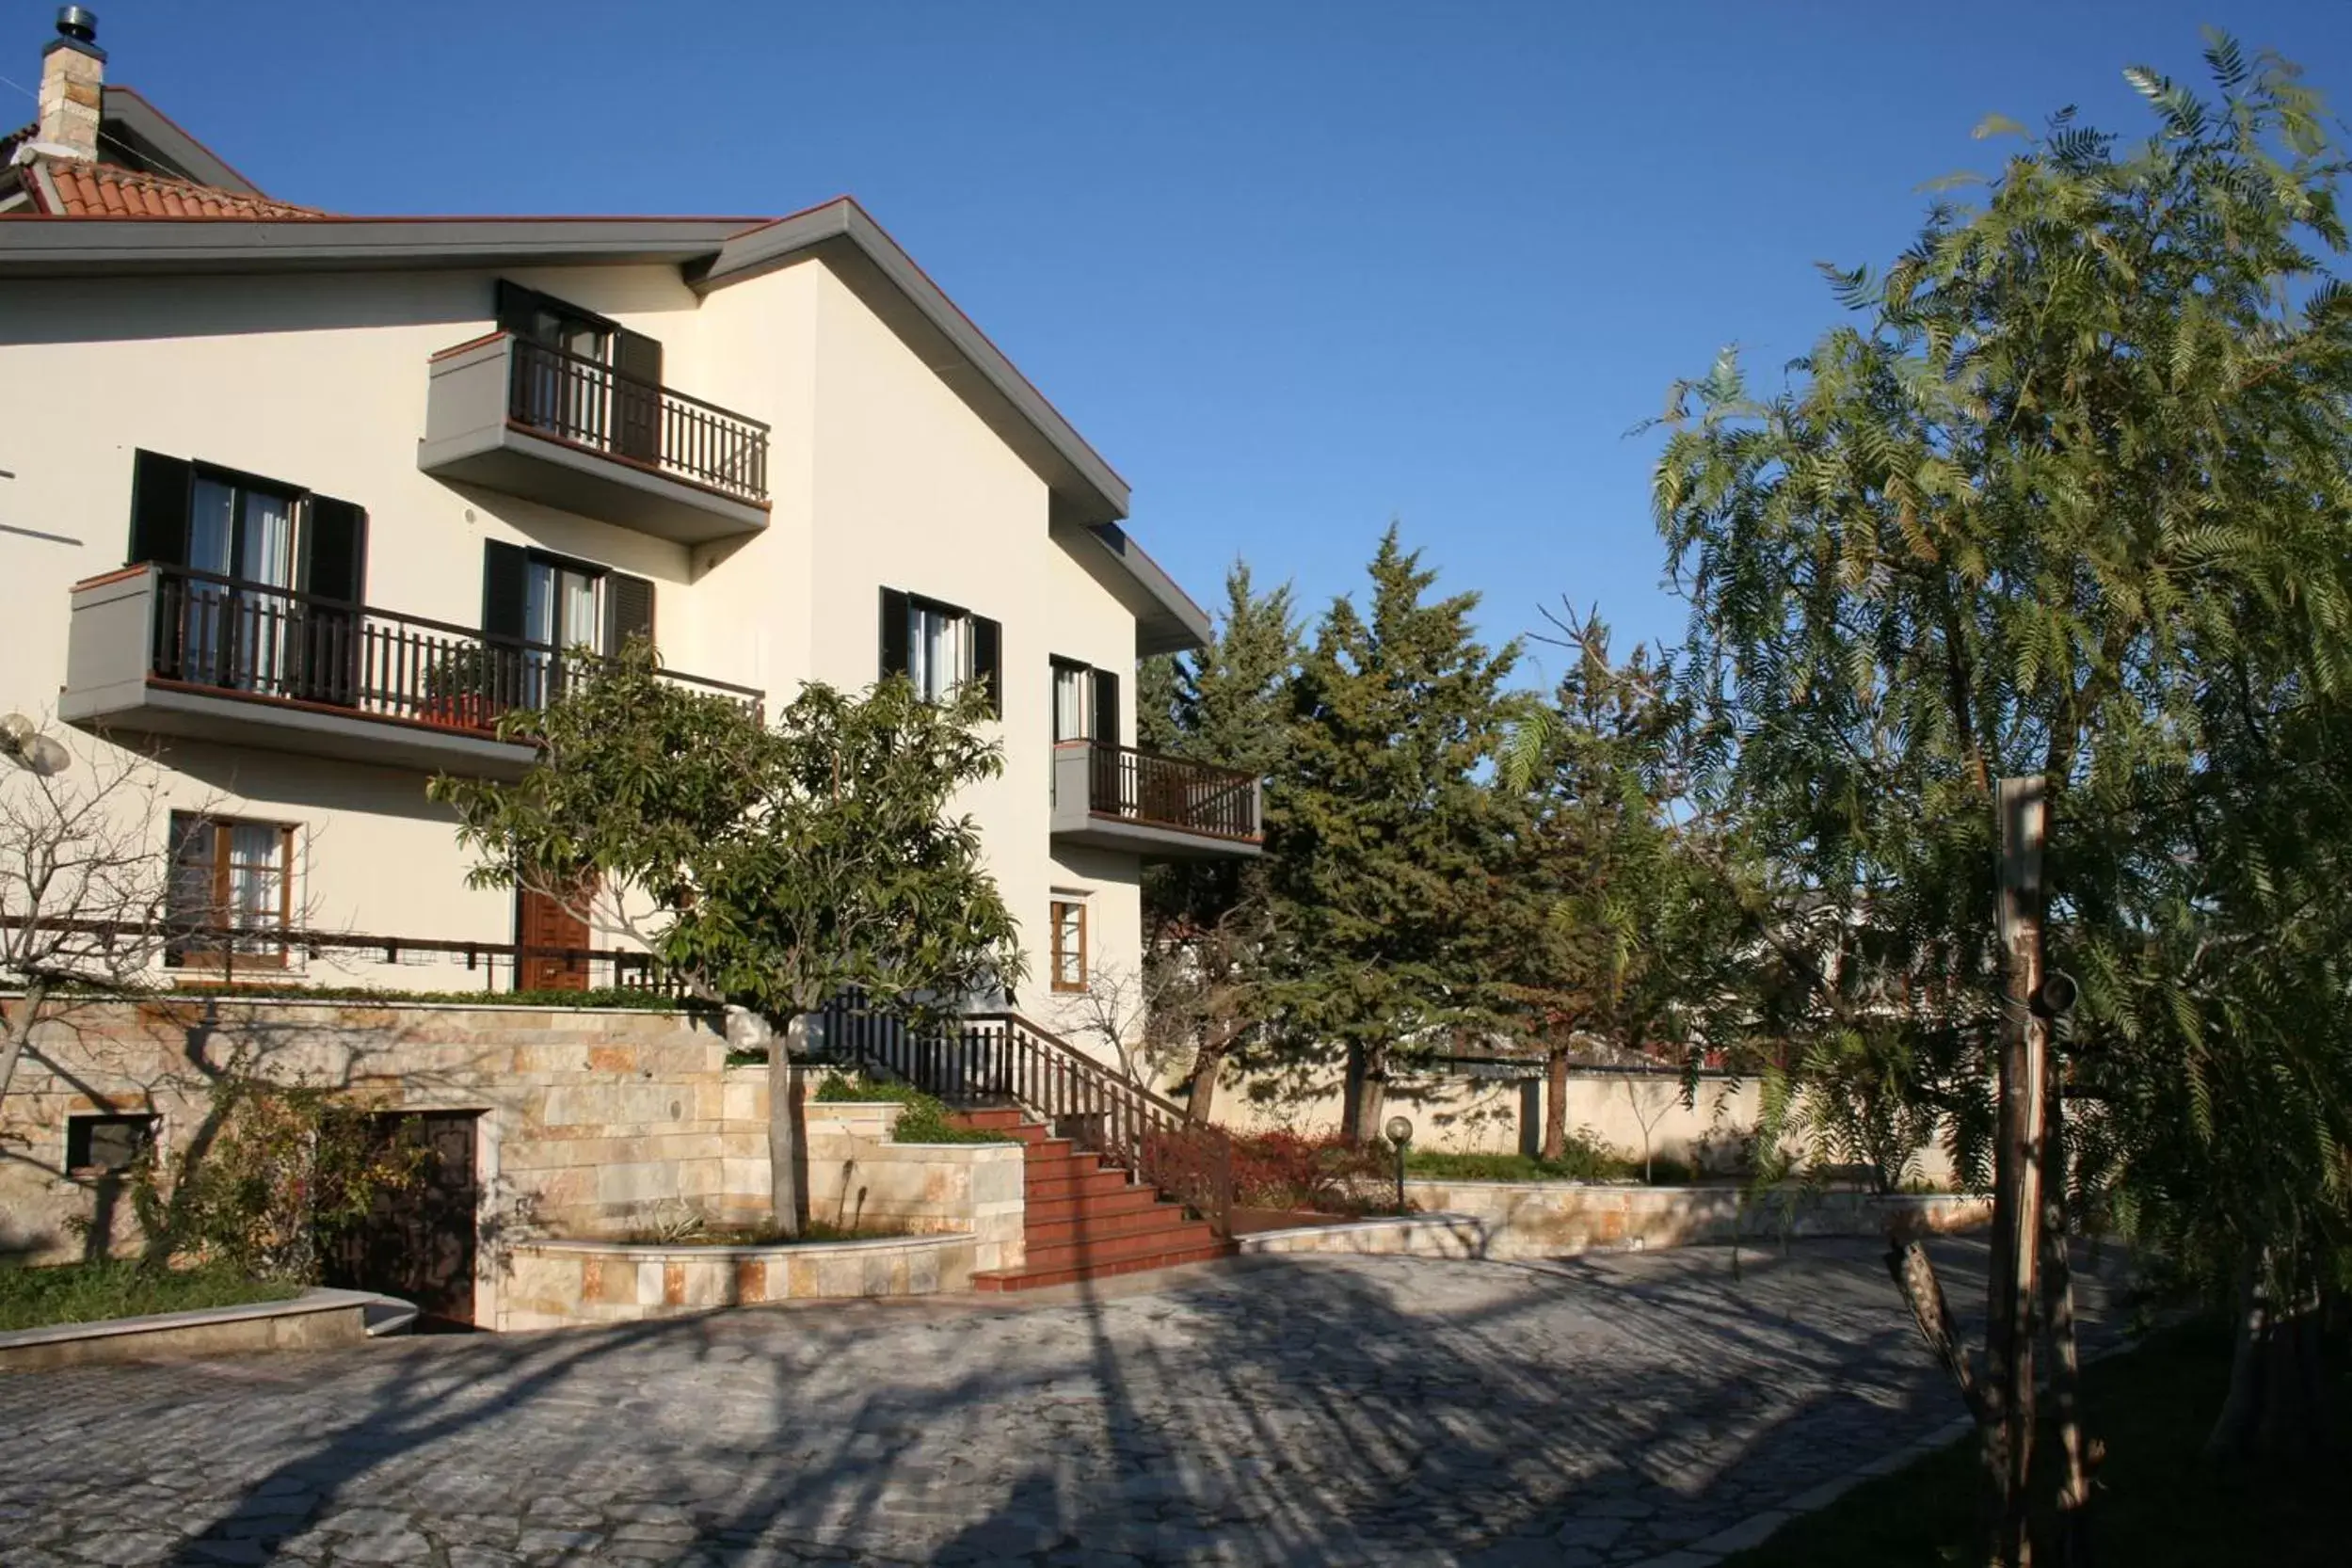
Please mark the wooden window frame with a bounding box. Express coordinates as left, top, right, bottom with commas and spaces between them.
167, 811, 296, 969
1049, 897, 1089, 993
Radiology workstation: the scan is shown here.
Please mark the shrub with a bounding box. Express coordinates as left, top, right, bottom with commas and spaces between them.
1226, 1129, 1400, 1215
810, 1075, 1016, 1144
134, 1075, 431, 1284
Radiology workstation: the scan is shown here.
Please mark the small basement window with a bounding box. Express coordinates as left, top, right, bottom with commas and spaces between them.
67, 1113, 157, 1175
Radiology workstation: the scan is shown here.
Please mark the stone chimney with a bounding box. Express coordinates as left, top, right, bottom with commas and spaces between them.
35, 8, 104, 163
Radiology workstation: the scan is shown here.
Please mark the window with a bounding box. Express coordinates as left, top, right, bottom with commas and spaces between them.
128, 451, 369, 703
1049, 659, 1121, 745
67, 1114, 156, 1175
1049, 898, 1088, 993
879, 587, 1001, 713
167, 812, 295, 965
481, 541, 654, 707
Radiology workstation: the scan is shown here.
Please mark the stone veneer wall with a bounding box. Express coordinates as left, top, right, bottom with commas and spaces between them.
1234, 1184, 1990, 1263
0, 998, 1025, 1327
1391, 1181, 1992, 1260
500, 1234, 979, 1331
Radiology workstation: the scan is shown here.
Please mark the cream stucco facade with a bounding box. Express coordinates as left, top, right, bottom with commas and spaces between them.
0, 202, 1246, 1040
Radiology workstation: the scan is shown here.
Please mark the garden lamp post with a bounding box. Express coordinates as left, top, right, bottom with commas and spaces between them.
1385, 1114, 1415, 1213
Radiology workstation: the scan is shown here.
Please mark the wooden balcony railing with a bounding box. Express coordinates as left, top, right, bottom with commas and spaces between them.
505, 336, 769, 504
1082, 742, 1262, 841
144, 564, 761, 735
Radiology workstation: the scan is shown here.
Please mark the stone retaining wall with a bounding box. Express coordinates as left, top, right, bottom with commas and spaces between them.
1395, 1179, 1990, 1259
0, 999, 1027, 1328
499, 1234, 978, 1331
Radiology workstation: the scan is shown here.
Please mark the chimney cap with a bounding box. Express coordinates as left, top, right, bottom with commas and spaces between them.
55, 8, 98, 45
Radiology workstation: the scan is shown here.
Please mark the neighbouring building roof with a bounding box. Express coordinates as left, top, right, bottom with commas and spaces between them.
10, 154, 325, 219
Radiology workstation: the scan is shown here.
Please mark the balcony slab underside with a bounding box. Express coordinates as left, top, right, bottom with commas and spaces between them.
418, 423, 768, 546
59, 679, 536, 779
1049, 814, 1263, 859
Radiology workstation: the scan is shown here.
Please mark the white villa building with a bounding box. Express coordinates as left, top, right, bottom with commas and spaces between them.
0, 11, 1259, 1021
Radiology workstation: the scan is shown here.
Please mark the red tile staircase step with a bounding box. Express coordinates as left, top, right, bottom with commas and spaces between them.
948, 1106, 1235, 1293
970, 1240, 1234, 1293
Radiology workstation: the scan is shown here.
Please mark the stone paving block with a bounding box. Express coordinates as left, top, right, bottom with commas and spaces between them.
0, 1239, 2124, 1568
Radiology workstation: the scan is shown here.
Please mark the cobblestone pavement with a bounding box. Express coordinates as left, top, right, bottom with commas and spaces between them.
1, 1238, 2119, 1567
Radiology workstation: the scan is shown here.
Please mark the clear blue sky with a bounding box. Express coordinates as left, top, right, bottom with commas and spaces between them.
22, 2, 2352, 687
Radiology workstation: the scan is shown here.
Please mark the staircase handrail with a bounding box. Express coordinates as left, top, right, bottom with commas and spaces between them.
819, 998, 1236, 1239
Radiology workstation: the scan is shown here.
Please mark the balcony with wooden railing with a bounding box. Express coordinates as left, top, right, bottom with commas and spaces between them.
58, 563, 761, 778
1049, 740, 1263, 858
418, 331, 771, 545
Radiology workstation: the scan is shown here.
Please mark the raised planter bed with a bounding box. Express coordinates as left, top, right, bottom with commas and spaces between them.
0, 1287, 381, 1372
501, 1232, 980, 1330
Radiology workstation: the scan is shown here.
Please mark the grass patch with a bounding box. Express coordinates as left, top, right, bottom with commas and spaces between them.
1403, 1145, 1697, 1185
1722, 1319, 2352, 1567
810, 1075, 1017, 1144
0, 1260, 300, 1333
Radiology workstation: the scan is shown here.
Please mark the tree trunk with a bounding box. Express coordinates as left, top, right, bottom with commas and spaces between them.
1342, 1041, 1387, 1144
1185, 1040, 1227, 1122
1985, 776, 2051, 1568
2208, 1250, 2334, 1460
2039, 1092, 2093, 1564
737, 1008, 804, 1239
1543, 1045, 1569, 1162
0, 978, 46, 1106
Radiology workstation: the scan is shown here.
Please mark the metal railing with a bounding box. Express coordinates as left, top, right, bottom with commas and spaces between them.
8, 915, 695, 997
145, 564, 762, 734
506, 336, 770, 504
1082, 742, 1261, 841
819, 997, 1237, 1239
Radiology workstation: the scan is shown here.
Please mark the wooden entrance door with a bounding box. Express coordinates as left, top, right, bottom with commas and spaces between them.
516, 886, 591, 991
326, 1112, 479, 1330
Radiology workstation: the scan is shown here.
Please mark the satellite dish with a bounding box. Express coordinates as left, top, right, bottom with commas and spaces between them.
0, 714, 71, 776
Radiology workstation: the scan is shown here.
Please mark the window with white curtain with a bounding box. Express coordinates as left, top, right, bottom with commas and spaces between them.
907, 600, 970, 702
1052, 661, 1092, 742
1049, 897, 1088, 992
184, 474, 297, 693
167, 811, 295, 966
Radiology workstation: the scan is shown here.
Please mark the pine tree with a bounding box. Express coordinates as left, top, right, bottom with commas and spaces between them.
1138, 564, 1300, 1118
1484, 609, 1738, 1162
1270, 527, 1518, 1143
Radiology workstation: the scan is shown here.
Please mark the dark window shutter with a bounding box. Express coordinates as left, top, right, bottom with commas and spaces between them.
972, 616, 1002, 717
612, 328, 662, 385
483, 540, 529, 640
300, 497, 367, 603
605, 571, 655, 654
128, 449, 192, 567
494, 280, 540, 338
1092, 666, 1121, 746
878, 587, 910, 679
611, 328, 663, 463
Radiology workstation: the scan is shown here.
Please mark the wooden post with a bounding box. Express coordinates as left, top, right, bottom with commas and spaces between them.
1986, 776, 2050, 1566
2040, 1083, 2095, 1564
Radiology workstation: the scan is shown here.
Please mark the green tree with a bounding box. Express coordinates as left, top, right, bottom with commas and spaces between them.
1137, 564, 1301, 1118
1488, 609, 1736, 1163
1652, 32, 2352, 1543
430, 642, 1022, 1235
1271, 528, 1518, 1143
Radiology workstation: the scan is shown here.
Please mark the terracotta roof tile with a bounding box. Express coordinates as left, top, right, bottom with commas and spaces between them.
13, 155, 326, 220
